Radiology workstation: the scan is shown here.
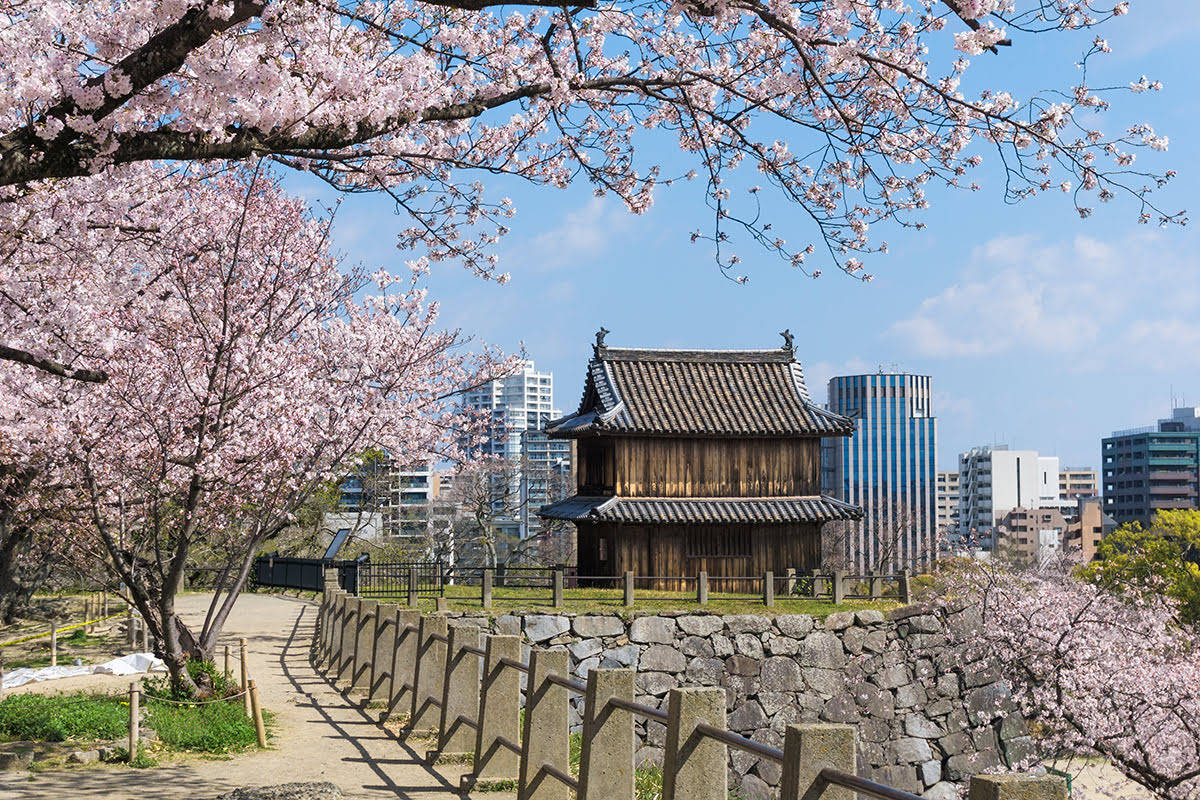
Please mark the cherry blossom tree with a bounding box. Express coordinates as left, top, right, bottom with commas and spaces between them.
2, 167, 505, 692
0, 0, 1181, 338
936, 559, 1200, 800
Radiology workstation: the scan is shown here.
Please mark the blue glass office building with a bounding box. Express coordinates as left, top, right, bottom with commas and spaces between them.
823, 373, 937, 571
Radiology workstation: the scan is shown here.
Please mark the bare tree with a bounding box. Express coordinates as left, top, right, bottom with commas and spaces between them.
823, 502, 932, 573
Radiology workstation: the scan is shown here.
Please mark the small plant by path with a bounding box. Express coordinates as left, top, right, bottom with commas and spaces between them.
0, 693, 126, 742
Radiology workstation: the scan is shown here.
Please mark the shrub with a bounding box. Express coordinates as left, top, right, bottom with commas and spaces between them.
0, 693, 126, 742
142, 658, 234, 701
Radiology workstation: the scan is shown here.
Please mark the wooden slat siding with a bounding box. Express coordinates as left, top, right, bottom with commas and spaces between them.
576, 437, 820, 498
577, 522, 819, 592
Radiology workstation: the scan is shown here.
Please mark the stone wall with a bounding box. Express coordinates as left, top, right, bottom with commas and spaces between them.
440, 603, 1029, 800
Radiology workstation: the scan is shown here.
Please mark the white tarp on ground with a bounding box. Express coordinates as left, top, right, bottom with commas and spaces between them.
2, 652, 166, 689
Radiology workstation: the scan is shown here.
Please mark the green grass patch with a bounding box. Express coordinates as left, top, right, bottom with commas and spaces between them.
383, 585, 896, 617
0, 693, 127, 742
141, 659, 236, 702
144, 699, 258, 753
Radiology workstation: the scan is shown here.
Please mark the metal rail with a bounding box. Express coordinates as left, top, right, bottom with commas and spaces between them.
463, 643, 487, 658
608, 695, 669, 724
695, 723, 784, 762
498, 656, 530, 674
545, 672, 587, 694
818, 767, 926, 800
543, 764, 580, 791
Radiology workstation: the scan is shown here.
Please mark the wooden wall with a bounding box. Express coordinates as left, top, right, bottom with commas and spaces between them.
576, 437, 820, 497
576, 521, 821, 590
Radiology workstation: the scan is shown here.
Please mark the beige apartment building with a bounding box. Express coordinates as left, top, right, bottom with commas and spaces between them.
995, 496, 1111, 564
1058, 467, 1098, 501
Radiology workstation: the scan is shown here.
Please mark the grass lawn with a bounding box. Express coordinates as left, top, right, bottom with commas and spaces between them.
372, 584, 900, 617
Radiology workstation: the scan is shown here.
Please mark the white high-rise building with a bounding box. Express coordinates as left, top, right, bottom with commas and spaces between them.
464, 361, 573, 540
957, 446, 1059, 549
935, 471, 960, 537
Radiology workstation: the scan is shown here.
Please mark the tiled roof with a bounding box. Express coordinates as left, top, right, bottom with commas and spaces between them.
545, 342, 853, 437
538, 495, 862, 524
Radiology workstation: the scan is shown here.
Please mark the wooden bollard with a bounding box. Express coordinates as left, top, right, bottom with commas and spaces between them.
518, 648, 570, 800
552, 569, 564, 609
779, 724, 857, 800
50, 623, 58, 666
102, 590, 108, 618
662, 687, 727, 800
579, 669, 635, 800
622, 571, 634, 607
482, 568, 494, 610
128, 682, 140, 762
437, 625, 482, 755
410, 615, 448, 735
764, 571, 775, 607
248, 679, 268, 748
224, 645, 231, 681
697, 571, 708, 606
240, 638, 251, 717
126, 603, 135, 648
471, 635, 521, 783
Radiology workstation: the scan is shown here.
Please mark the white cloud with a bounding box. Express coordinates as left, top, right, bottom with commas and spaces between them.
521, 198, 633, 272
889, 231, 1199, 366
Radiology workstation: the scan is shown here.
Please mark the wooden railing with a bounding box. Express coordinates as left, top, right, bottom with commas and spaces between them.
314, 569, 1063, 800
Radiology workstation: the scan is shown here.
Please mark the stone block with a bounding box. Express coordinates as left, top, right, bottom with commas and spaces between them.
824, 611, 856, 631
799, 632, 845, 669
662, 688, 728, 800
680, 635, 714, 657
641, 645, 687, 672
779, 724, 856, 800
495, 615, 521, 636
776, 615, 815, 637
766, 635, 800, 656
636, 671, 677, 696
920, 760, 942, 787
726, 615, 771, 634
630, 616, 676, 643
945, 749, 1005, 781
760, 657, 804, 691
607, 644, 640, 667
685, 657, 725, 685
874, 663, 910, 690
905, 615, 943, 634
569, 638, 603, 660
572, 615, 625, 638
525, 614, 570, 643
968, 776, 1067, 800
711, 634, 734, 657
758, 691, 791, 716
819, 694, 859, 724
735, 633, 764, 659
966, 683, 1011, 725
677, 615, 724, 636
875, 765, 922, 794
842, 627, 867, 654
741, 773, 773, 799
894, 736, 933, 763
728, 700, 767, 732
574, 656, 601, 677
725, 654, 761, 676
863, 630, 889, 653
904, 713, 943, 739
926, 782, 961, 800
855, 610, 885, 626
68, 749, 100, 764
802, 667, 843, 696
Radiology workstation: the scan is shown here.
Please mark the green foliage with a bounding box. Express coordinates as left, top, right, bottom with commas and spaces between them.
144, 699, 258, 753
1080, 510, 1200, 624
142, 658, 234, 701
635, 764, 665, 800
0, 693, 126, 742
108, 745, 159, 768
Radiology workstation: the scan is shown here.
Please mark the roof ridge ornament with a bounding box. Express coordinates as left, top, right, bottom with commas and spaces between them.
780, 329, 794, 354
594, 326, 610, 356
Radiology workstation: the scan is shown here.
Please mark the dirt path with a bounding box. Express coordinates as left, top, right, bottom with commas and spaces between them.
1, 592, 492, 799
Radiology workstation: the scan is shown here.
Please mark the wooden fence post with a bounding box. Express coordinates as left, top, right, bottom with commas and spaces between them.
249, 678, 268, 748
968, 775, 1067, 800
662, 687, 727, 800
410, 615, 447, 736
832, 570, 845, 605
240, 637, 251, 717
370, 602, 399, 704
127, 681, 139, 763
763, 571, 775, 607
407, 567, 419, 607
552, 569, 564, 609
388, 608, 421, 721
482, 568, 494, 610
126, 603, 135, 648
779, 724, 857, 800
224, 645, 231, 681
578, 668, 635, 800
437, 625, 482, 756
697, 572, 708, 606
785, 567, 796, 595
518, 648, 571, 800
50, 623, 57, 667
471, 634, 522, 785
622, 571, 634, 607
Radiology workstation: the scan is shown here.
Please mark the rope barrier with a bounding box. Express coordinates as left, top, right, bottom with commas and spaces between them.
0, 612, 126, 647
142, 689, 249, 706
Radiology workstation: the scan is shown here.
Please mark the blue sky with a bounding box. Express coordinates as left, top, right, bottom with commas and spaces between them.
290, 1, 1200, 471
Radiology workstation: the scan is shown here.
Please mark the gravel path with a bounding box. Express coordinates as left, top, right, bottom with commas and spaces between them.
1, 592, 490, 799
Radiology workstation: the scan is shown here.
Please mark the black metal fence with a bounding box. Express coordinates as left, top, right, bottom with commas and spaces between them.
252, 554, 363, 593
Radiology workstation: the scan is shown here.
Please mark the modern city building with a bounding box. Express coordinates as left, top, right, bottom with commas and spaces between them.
463, 360, 574, 540
994, 496, 1113, 564
935, 470, 960, 538
957, 446, 1059, 549
1102, 407, 1200, 526
822, 372, 937, 571
1058, 468, 1099, 501
333, 460, 437, 542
